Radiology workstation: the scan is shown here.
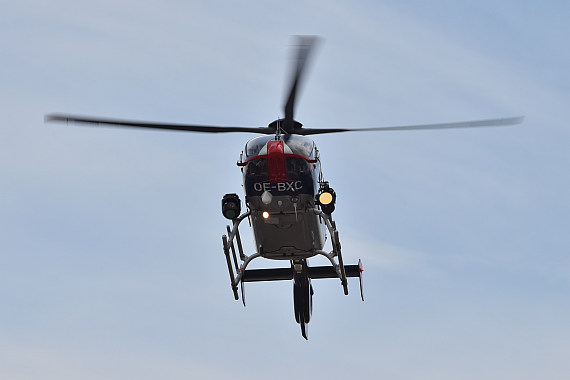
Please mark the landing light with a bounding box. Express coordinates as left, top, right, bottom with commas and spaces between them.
316, 184, 336, 215
318, 192, 334, 205
262, 211, 270, 219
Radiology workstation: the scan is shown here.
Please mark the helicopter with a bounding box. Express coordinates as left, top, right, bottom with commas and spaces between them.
46, 36, 523, 339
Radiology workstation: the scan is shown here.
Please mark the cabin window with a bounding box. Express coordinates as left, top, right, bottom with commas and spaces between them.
245, 158, 267, 181
246, 156, 310, 182
286, 157, 310, 180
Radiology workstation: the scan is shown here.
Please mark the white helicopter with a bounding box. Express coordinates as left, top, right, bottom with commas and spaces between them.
46, 36, 523, 339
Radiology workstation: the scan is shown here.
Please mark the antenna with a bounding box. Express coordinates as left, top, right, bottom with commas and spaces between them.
275, 117, 283, 140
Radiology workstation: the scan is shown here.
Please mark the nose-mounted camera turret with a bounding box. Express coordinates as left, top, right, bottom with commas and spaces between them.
222, 193, 241, 220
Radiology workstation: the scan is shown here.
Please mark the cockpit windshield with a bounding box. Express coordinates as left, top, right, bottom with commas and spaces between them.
244, 135, 315, 159
245, 136, 272, 158
284, 135, 314, 158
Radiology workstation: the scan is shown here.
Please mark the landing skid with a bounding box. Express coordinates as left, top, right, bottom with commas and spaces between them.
221, 208, 364, 339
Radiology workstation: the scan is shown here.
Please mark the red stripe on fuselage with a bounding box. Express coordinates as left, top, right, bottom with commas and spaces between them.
266, 140, 287, 183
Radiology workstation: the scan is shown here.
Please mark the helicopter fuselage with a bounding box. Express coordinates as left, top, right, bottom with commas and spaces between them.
220, 133, 361, 339
239, 135, 326, 260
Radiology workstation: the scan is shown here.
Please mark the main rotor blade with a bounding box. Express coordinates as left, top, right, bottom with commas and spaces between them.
295, 116, 525, 135
45, 114, 275, 134
283, 36, 321, 124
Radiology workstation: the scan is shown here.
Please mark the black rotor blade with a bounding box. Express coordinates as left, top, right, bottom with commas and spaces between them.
283, 36, 321, 124
45, 113, 275, 134
295, 116, 524, 135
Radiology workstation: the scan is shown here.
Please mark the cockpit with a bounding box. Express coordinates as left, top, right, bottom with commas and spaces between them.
244, 135, 316, 160
241, 135, 319, 195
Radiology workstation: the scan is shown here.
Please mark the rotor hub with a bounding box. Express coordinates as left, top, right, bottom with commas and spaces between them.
268, 119, 303, 134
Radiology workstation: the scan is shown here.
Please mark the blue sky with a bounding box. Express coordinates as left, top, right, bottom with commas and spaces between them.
1, 1, 569, 379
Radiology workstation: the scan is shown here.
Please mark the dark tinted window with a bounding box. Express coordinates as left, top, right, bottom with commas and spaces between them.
245, 158, 267, 181
286, 157, 310, 180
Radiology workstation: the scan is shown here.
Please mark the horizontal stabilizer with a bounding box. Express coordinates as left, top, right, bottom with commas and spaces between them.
241, 264, 361, 282
309, 265, 361, 279
242, 268, 294, 282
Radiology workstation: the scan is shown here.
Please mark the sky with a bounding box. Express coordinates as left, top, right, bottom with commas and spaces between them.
1, 0, 569, 379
